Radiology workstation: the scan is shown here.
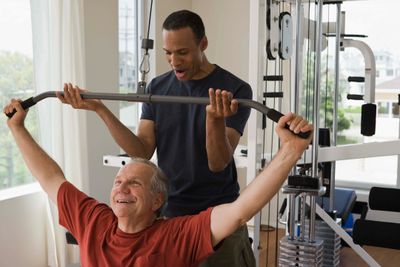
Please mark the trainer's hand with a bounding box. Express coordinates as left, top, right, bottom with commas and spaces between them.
4, 99, 27, 129
276, 112, 313, 154
56, 83, 104, 112
206, 88, 238, 120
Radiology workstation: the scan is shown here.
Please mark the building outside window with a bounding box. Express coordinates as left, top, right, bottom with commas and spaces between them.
118, 0, 142, 135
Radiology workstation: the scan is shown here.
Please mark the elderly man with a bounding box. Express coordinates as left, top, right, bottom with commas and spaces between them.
4, 98, 312, 267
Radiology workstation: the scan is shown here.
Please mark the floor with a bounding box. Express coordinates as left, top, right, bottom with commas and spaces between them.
258, 227, 400, 267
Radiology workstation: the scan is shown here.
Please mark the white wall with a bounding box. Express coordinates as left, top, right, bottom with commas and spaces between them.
193, 0, 249, 83
0, 187, 47, 267
82, 0, 120, 203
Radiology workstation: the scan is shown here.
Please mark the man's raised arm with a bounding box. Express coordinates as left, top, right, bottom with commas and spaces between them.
57, 83, 156, 159
210, 113, 313, 246
4, 99, 66, 203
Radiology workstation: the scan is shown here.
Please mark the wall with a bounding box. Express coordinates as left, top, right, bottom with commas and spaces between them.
0, 186, 47, 267
82, 0, 120, 203
192, 0, 249, 83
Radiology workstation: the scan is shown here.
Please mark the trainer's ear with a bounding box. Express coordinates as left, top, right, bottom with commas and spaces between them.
199, 36, 208, 51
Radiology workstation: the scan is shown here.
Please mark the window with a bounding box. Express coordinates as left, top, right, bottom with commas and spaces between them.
0, 0, 37, 190
335, 0, 400, 188
392, 102, 399, 118
118, 0, 142, 134
300, 1, 400, 189
378, 102, 389, 117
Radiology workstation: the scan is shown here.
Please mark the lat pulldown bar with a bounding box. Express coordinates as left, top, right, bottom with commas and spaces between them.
5, 91, 311, 139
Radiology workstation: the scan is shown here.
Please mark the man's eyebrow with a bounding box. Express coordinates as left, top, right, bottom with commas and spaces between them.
163, 47, 187, 53
127, 176, 143, 182
114, 174, 143, 182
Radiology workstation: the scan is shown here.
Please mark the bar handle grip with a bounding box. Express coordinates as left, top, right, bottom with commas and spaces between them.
267, 109, 311, 139
5, 97, 36, 118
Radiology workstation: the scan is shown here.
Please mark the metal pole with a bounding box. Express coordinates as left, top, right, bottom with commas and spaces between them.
330, 2, 342, 211
310, 0, 323, 242
294, 0, 303, 115
288, 194, 297, 239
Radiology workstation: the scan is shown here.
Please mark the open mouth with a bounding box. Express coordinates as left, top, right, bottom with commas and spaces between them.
174, 69, 186, 78
116, 199, 134, 204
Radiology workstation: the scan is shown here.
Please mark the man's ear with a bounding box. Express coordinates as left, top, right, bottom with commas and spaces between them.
200, 36, 208, 51
152, 193, 164, 212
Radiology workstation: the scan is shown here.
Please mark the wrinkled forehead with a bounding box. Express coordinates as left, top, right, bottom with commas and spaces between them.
116, 161, 155, 180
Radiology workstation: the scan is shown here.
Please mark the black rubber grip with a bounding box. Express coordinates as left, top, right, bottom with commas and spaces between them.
263, 75, 283, 81
361, 103, 376, 136
267, 109, 311, 139
278, 198, 287, 217
263, 92, 284, 98
5, 97, 36, 118
347, 94, 364, 100
288, 175, 320, 189
322, 1, 343, 5
348, 76, 365, 83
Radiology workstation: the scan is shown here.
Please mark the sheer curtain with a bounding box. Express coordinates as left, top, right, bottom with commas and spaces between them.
30, 0, 88, 266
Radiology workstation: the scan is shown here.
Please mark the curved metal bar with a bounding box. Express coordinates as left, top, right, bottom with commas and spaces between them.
5, 91, 311, 139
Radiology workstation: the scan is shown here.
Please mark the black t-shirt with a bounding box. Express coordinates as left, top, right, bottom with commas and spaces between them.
141, 65, 252, 217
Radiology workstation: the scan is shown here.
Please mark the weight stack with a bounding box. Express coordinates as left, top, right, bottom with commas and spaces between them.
278, 236, 324, 266
305, 219, 341, 267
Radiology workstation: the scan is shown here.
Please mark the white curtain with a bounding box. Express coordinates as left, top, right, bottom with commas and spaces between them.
30, 0, 88, 266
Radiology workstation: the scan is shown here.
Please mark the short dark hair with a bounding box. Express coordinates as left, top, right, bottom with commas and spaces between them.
162, 10, 205, 43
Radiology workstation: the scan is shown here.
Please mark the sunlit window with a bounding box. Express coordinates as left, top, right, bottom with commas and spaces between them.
336, 0, 400, 187
0, 0, 36, 189
299, 0, 400, 188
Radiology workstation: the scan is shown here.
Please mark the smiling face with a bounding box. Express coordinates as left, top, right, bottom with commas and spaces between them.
162, 27, 210, 81
110, 162, 163, 220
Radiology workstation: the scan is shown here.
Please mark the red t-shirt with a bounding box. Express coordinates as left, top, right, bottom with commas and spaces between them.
57, 181, 214, 267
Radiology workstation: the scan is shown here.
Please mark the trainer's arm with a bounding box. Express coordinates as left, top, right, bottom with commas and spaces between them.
206, 89, 240, 171
210, 113, 313, 246
57, 83, 156, 159
95, 106, 156, 159
4, 100, 66, 203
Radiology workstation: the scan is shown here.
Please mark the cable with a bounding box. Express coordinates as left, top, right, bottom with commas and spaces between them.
138, 0, 154, 94
146, 0, 153, 42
